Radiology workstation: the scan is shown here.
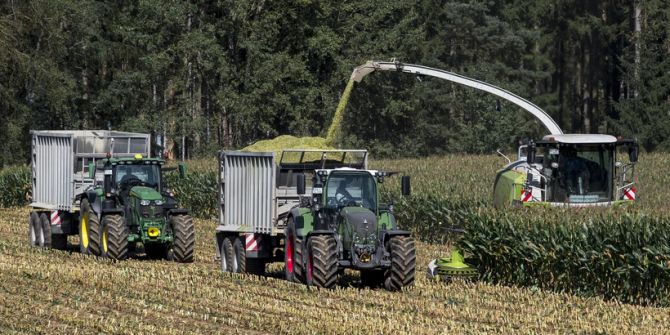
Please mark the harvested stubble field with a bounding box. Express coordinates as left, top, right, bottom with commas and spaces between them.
1, 207, 668, 334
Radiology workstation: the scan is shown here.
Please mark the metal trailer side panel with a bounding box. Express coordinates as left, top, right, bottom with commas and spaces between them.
218, 151, 276, 234
32, 133, 74, 211
30, 130, 150, 211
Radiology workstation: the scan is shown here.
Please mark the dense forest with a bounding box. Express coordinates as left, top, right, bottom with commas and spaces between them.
0, 0, 668, 166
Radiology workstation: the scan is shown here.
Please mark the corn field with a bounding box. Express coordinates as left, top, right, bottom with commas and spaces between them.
0, 207, 668, 334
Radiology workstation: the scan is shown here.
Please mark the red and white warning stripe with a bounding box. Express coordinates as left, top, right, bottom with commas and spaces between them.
623, 187, 636, 201
50, 211, 62, 226
245, 233, 259, 251
521, 189, 533, 202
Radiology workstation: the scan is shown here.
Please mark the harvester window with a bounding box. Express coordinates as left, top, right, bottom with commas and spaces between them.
553, 145, 613, 202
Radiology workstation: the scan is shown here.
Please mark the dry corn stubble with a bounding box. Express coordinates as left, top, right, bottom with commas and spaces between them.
0, 207, 668, 334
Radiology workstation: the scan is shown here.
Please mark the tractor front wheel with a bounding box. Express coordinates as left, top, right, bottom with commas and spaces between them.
384, 236, 416, 291
306, 235, 338, 289
100, 214, 128, 260
169, 215, 195, 263
79, 199, 101, 255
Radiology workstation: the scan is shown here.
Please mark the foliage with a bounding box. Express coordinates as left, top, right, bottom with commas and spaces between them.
0, 166, 30, 208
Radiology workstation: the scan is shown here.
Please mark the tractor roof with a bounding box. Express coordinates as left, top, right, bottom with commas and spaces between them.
542, 134, 618, 144
109, 155, 165, 165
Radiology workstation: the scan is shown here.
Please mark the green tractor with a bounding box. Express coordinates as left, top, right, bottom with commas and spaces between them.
286, 164, 416, 290
81, 154, 195, 261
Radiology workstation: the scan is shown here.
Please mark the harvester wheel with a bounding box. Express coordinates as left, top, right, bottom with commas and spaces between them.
306, 235, 338, 289
384, 236, 416, 291
234, 236, 265, 276
28, 212, 39, 247
360, 270, 385, 288
170, 215, 195, 263
79, 199, 101, 255
100, 214, 128, 260
220, 236, 236, 272
284, 218, 305, 283
39, 213, 52, 248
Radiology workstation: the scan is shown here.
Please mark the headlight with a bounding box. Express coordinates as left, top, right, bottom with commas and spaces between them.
140, 200, 151, 206
154, 199, 164, 206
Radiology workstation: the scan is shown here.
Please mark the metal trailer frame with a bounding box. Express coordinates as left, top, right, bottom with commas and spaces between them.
215, 149, 369, 260
29, 130, 150, 235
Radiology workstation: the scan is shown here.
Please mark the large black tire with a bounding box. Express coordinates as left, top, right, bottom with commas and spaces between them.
39, 213, 52, 248
28, 212, 39, 247
284, 218, 305, 283
306, 235, 338, 289
384, 236, 416, 291
170, 215, 195, 263
79, 199, 101, 255
234, 236, 265, 276
360, 270, 385, 288
100, 214, 129, 260
220, 236, 236, 272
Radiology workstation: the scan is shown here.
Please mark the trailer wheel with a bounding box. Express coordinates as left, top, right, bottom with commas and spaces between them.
39, 213, 52, 248
234, 236, 265, 276
306, 235, 338, 289
100, 214, 128, 260
170, 215, 195, 263
79, 199, 101, 255
220, 236, 236, 272
360, 270, 385, 288
384, 236, 416, 291
284, 218, 305, 283
28, 212, 39, 247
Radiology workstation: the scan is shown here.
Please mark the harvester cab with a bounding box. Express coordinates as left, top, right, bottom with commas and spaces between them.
494, 134, 639, 207
88, 154, 194, 261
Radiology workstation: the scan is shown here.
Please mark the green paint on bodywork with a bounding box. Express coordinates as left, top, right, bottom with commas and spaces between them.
130, 186, 163, 200
493, 169, 526, 208
378, 211, 395, 230
295, 208, 314, 237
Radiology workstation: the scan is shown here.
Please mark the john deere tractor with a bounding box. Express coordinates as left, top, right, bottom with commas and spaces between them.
80, 154, 195, 261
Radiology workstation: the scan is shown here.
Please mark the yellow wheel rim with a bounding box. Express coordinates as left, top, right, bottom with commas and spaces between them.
102, 225, 108, 254
81, 211, 89, 249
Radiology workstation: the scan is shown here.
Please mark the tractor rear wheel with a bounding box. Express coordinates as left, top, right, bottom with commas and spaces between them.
220, 236, 236, 272
100, 214, 128, 260
28, 212, 39, 247
306, 235, 338, 289
360, 270, 385, 288
234, 236, 265, 276
170, 215, 195, 263
39, 213, 52, 248
79, 199, 101, 255
384, 236, 416, 291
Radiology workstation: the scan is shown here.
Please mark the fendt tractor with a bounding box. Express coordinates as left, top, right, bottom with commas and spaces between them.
350, 60, 639, 207
215, 149, 416, 290
28, 130, 194, 262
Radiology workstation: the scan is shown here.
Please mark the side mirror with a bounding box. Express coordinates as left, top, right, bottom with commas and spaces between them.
87, 162, 95, 179
401, 176, 411, 196
296, 174, 306, 195
178, 163, 187, 178
629, 144, 639, 163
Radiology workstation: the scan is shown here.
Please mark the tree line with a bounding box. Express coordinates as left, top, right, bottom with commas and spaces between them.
0, 0, 668, 166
